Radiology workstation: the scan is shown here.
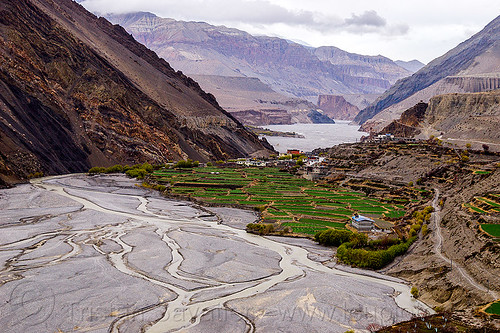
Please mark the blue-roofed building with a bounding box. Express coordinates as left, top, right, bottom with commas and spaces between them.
351, 213, 374, 231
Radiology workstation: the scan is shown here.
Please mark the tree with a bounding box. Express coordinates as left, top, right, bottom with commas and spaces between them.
411, 286, 419, 298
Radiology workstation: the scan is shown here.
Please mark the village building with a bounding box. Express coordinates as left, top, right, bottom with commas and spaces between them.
351, 213, 375, 231
286, 149, 302, 155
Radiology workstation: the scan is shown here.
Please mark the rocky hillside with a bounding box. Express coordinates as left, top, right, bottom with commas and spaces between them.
419, 90, 500, 147
356, 15, 500, 131
106, 12, 413, 103
313, 46, 410, 90
190, 75, 329, 125
0, 0, 273, 186
378, 102, 428, 138
376, 90, 500, 151
317, 95, 360, 121
322, 142, 500, 315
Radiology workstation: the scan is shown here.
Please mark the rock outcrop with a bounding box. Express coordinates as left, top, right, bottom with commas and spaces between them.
356, 15, 500, 130
229, 110, 292, 126
0, 0, 274, 185
317, 95, 360, 120
377, 102, 428, 137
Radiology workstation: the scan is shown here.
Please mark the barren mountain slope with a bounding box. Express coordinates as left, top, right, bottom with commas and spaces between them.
0, 0, 273, 186
356, 15, 500, 130
107, 12, 412, 102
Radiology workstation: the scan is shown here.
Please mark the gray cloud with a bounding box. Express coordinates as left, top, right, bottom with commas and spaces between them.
345, 10, 386, 27
80, 0, 407, 36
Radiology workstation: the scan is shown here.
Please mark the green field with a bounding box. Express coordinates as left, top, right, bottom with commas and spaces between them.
485, 301, 500, 315
481, 224, 500, 238
473, 170, 492, 175
151, 166, 406, 236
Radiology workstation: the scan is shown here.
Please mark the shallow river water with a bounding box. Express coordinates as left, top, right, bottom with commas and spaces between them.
261, 122, 368, 153
0, 175, 432, 332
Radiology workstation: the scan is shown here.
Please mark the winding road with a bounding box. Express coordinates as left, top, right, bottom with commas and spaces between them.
0, 175, 433, 332
431, 188, 499, 300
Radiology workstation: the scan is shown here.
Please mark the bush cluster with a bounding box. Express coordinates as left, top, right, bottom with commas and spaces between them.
174, 159, 199, 168
314, 229, 370, 247
314, 229, 353, 246
411, 286, 419, 298
88, 163, 154, 180
336, 236, 417, 269
27, 172, 44, 179
141, 182, 167, 192
246, 223, 275, 235
410, 205, 434, 237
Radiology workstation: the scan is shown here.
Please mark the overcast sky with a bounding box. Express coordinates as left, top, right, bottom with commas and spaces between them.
80, 0, 499, 63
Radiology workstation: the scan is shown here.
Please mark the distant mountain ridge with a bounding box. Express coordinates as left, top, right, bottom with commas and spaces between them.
0, 0, 273, 185
106, 12, 414, 103
356, 15, 500, 131
395, 60, 425, 73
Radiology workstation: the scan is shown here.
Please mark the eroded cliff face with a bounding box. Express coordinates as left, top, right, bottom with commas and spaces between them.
0, 0, 273, 185
372, 90, 500, 149
317, 95, 360, 121
378, 102, 428, 137
422, 90, 500, 144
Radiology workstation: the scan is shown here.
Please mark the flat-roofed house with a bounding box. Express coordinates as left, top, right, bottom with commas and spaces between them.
351, 213, 374, 231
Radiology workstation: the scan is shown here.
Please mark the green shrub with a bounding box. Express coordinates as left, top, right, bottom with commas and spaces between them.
349, 232, 368, 247
88, 167, 106, 174
126, 168, 147, 179
27, 171, 44, 179
314, 229, 353, 246
141, 163, 154, 173
246, 223, 275, 235
411, 286, 419, 298
423, 206, 434, 214
154, 184, 167, 192
421, 224, 429, 236
105, 164, 124, 173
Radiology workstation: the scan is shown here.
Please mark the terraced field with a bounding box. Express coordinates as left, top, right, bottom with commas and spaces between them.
485, 301, 500, 316
151, 167, 406, 235
463, 193, 500, 239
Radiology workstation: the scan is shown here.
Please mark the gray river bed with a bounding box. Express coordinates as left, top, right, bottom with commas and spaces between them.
0, 175, 433, 332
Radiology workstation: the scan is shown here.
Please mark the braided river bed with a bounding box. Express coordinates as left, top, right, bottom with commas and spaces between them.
0, 175, 432, 332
